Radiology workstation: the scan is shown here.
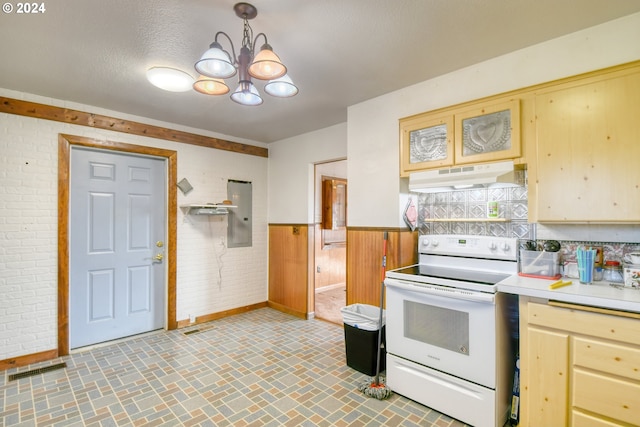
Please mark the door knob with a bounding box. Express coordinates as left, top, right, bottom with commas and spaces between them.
154, 253, 164, 261
156, 241, 164, 247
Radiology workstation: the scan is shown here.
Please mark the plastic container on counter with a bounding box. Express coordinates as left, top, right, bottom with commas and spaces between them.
519, 249, 561, 278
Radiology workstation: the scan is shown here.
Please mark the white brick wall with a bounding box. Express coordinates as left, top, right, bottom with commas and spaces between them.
174, 143, 269, 320
0, 90, 268, 360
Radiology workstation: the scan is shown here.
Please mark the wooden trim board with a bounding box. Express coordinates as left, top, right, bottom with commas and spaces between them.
0, 96, 268, 158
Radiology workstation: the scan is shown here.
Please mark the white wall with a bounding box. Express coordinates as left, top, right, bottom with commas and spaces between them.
0, 89, 268, 360
268, 123, 347, 223
347, 12, 640, 227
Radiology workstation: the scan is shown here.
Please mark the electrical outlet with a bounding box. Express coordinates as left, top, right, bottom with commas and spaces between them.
189, 314, 196, 323
317, 266, 321, 273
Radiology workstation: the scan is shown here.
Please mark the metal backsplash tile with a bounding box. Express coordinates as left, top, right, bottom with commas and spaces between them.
417, 181, 534, 239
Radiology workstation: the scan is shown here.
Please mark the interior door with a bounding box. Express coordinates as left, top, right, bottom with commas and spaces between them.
69, 147, 166, 349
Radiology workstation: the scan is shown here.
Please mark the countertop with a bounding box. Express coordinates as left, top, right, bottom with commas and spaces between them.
497, 274, 640, 314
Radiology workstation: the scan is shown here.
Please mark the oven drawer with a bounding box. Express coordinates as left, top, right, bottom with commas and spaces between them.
387, 354, 505, 427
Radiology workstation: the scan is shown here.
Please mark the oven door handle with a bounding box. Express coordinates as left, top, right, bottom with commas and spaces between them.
385, 278, 495, 303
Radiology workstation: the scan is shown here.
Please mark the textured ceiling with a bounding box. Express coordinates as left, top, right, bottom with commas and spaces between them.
1, 0, 639, 143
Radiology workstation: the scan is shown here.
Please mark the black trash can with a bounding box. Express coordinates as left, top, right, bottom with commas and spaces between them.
341, 304, 386, 376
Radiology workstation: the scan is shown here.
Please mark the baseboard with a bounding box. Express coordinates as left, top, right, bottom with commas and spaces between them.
267, 301, 307, 319
176, 301, 269, 328
0, 349, 58, 371
315, 283, 346, 293
3, 302, 278, 370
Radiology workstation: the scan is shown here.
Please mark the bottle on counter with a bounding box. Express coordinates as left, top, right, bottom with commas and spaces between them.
594, 265, 604, 281
590, 246, 604, 281
603, 260, 624, 283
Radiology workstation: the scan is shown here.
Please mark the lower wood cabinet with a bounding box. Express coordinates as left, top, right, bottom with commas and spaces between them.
519, 298, 640, 426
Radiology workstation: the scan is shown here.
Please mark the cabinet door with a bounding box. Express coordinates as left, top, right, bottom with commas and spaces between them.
526, 327, 570, 426
534, 69, 640, 222
400, 113, 454, 175
454, 99, 521, 165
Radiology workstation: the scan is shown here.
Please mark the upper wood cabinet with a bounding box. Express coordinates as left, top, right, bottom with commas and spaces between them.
400, 113, 454, 174
454, 99, 521, 165
399, 98, 521, 177
531, 65, 640, 222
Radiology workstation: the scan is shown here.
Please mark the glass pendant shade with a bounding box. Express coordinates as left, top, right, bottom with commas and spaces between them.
146, 67, 194, 92
248, 45, 286, 80
193, 75, 230, 95
230, 81, 263, 106
264, 74, 298, 97
195, 43, 237, 79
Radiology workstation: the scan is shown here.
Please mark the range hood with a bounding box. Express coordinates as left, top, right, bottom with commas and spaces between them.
409, 160, 523, 193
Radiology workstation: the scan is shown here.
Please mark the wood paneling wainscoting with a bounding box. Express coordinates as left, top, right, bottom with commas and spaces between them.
314, 223, 346, 291
346, 228, 417, 306
268, 224, 313, 318
268, 224, 417, 319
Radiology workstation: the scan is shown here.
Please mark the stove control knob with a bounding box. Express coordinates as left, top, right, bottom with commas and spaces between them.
421, 239, 430, 248
431, 239, 439, 247
501, 242, 511, 252
488, 241, 497, 251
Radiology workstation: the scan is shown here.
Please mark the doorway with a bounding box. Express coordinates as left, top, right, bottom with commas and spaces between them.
57, 134, 178, 355
313, 160, 347, 325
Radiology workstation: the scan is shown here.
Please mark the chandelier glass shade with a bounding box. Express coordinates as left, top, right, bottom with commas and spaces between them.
247, 45, 286, 80
193, 75, 230, 95
231, 81, 263, 106
194, 42, 237, 79
264, 74, 298, 97
193, 2, 297, 106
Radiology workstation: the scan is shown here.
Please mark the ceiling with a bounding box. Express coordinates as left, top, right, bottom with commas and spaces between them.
1, 1, 639, 144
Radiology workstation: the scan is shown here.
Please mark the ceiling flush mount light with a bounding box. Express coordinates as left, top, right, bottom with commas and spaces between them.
194, 2, 298, 106
146, 67, 194, 92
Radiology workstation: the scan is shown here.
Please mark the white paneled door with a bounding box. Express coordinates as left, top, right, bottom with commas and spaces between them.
69, 148, 166, 349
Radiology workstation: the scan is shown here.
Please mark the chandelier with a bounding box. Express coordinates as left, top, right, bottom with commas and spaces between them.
192, 2, 298, 106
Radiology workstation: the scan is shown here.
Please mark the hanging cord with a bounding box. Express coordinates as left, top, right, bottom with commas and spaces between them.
215, 235, 227, 289
207, 215, 227, 289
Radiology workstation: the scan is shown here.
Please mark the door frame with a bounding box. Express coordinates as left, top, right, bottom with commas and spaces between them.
58, 134, 178, 356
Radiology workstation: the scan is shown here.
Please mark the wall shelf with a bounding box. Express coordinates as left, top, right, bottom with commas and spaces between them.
180, 204, 237, 215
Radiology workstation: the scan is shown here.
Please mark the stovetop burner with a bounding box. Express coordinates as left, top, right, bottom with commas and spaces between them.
386, 234, 519, 293
392, 264, 512, 286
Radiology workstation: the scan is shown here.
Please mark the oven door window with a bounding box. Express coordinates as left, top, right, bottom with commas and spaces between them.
405, 301, 469, 355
